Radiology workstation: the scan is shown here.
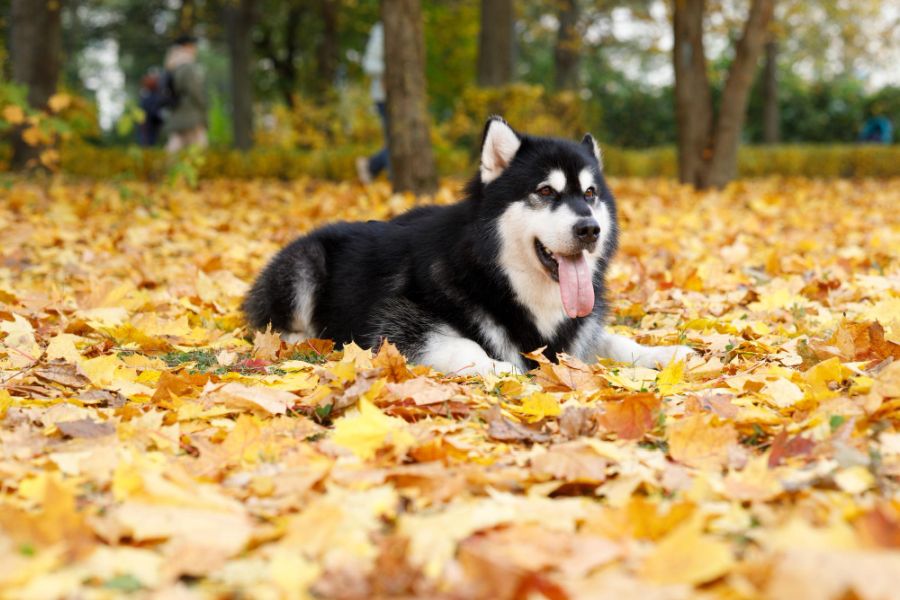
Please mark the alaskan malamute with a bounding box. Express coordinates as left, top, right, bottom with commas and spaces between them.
244, 117, 694, 375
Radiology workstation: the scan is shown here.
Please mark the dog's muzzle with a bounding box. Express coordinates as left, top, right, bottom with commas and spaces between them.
573, 217, 600, 250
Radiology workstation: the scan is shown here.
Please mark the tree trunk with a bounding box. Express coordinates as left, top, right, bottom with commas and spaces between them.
315, 0, 339, 96
382, 0, 438, 195
554, 0, 579, 90
477, 0, 514, 87
226, 0, 256, 150
761, 39, 780, 144
672, 0, 713, 187
9, 0, 63, 170
705, 0, 775, 188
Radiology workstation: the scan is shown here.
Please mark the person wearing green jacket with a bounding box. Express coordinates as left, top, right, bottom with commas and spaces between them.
163, 35, 208, 153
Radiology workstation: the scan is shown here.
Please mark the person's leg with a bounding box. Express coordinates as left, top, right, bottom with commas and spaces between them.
368, 102, 390, 177
166, 131, 184, 154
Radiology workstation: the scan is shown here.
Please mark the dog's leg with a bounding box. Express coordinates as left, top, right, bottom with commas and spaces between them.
418, 326, 518, 376
596, 332, 695, 368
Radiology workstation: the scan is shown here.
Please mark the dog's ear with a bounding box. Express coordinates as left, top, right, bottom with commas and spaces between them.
581, 133, 603, 170
480, 116, 521, 184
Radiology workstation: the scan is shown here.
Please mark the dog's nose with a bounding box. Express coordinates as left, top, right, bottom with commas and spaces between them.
573, 218, 600, 245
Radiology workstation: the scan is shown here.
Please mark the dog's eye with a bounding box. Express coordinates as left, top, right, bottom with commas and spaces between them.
537, 186, 556, 197
584, 187, 596, 201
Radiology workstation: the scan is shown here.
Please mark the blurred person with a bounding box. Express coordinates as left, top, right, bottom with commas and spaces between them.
163, 34, 208, 153
859, 114, 893, 144
356, 22, 389, 184
137, 70, 165, 147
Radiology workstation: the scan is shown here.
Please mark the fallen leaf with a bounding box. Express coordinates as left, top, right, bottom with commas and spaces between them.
599, 392, 661, 440
641, 516, 734, 584
667, 414, 738, 469
204, 381, 296, 415
485, 406, 551, 443
57, 418, 116, 439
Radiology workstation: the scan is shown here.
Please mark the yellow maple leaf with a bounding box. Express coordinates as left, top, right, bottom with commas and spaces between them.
515, 392, 561, 422
657, 359, 685, 395
804, 357, 846, 402
331, 399, 413, 460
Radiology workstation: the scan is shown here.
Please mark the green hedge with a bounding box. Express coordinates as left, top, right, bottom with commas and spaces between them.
39, 142, 900, 181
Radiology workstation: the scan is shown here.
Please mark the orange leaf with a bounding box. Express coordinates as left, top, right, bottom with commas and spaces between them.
599, 392, 661, 440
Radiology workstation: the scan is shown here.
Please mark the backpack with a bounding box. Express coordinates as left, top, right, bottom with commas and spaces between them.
158, 70, 179, 109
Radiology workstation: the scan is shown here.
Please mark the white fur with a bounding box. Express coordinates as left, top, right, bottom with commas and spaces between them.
585, 135, 603, 169
540, 169, 567, 193
473, 309, 526, 372
419, 325, 518, 376
592, 332, 695, 368
289, 264, 318, 339
578, 167, 595, 193
480, 120, 521, 184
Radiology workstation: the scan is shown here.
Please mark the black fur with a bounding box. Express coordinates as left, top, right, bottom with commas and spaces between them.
243, 121, 619, 368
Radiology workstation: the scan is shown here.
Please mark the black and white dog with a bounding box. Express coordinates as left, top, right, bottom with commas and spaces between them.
244, 117, 694, 375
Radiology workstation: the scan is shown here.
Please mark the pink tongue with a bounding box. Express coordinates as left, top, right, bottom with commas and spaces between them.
557, 252, 595, 318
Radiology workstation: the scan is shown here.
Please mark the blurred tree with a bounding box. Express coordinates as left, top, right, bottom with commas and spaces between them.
382, 0, 437, 194
224, 0, 256, 149
254, 1, 303, 106
9, 0, 63, 169
316, 0, 339, 96
477, 0, 514, 87
761, 39, 779, 144
673, 0, 775, 189
554, 0, 579, 90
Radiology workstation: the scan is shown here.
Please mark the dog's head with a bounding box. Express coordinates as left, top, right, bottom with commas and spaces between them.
475, 116, 619, 320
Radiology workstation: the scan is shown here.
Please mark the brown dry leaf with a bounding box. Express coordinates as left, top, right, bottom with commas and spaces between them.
598, 392, 661, 440
387, 376, 460, 406
34, 361, 90, 389
768, 430, 816, 467
667, 414, 738, 469
252, 327, 282, 360
57, 418, 115, 439
485, 406, 551, 443
203, 381, 296, 415
531, 442, 608, 483
559, 405, 600, 439
373, 340, 414, 382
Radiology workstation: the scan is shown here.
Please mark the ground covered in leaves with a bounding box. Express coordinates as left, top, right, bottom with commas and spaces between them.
1, 176, 899, 599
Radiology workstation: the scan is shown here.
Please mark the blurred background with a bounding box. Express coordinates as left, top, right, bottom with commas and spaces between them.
1, 0, 898, 191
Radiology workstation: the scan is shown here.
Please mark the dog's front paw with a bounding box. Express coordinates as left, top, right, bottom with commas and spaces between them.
635, 344, 696, 369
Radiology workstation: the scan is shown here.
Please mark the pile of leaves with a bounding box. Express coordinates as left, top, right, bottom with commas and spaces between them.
1, 176, 899, 599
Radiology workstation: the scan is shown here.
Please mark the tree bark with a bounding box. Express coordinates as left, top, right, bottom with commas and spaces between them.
382, 0, 438, 195
315, 0, 339, 96
225, 0, 256, 150
705, 0, 775, 188
9, 0, 63, 170
477, 0, 515, 87
761, 39, 780, 144
673, 0, 713, 187
554, 0, 580, 90
673, 0, 775, 189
